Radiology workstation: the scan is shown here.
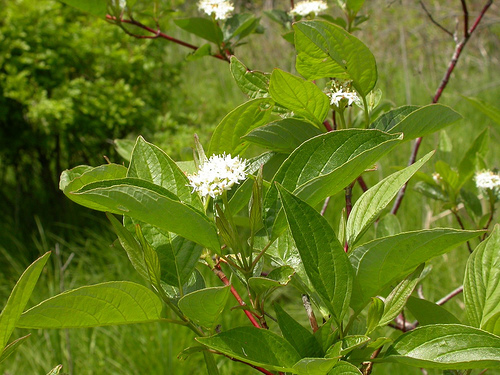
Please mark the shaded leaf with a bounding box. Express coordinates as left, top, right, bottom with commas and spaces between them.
174, 18, 223, 44
178, 286, 230, 328
406, 297, 460, 326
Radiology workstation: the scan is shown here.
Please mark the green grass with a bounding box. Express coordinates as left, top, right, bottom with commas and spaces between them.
1, 1, 499, 374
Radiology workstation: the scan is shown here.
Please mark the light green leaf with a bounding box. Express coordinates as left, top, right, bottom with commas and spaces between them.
224, 14, 260, 42
269, 69, 329, 126
371, 105, 419, 131
186, 43, 212, 61
243, 119, 323, 153
46, 365, 63, 375
274, 304, 323, 358
406, 297, 461, 326
114, 138, 135, 162
463, 96, 500, 127
346, 152, 433, 246
178, 286, 230, 328
294, 21, 377, 96
464, 225, 500, 335
0, 334, 30, 364
249, 266, 295, 297
328, 360, 362, 374
382, 324, 500, 369
59, 0, 106, 17
264, 129, 402, 237
278, 185, 353, 324
0, 252, 50, 351
293, 358, 338, 375
136, 225, 162, 288
375, 214, 401, 238
458, 129, 489, 186
70, 178, 219, 251
208, 98, 274, 155
341, 335, 370, 355
128, 136, 202, 210
174, 18, 223, 45
366, 297, 384, 334
349, 229, 482, 311
17, 281, 164, 328
230, 56, 270, 99
346, 0, 366, 13
197, 327, 301, 372
379, 264, 424, 326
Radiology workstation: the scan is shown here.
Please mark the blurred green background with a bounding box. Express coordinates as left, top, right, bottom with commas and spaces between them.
0, 0, 499, 374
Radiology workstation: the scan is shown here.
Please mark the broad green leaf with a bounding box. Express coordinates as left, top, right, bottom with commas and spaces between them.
70, 178, 219, 251
0, 334, 30, 364
17, 282, 164, 328
114, 138, 135, 161
230, 56, 270, 99
370, 105, 419, 131
278, 186, 353, 323
136, 225, 162, 288
186, 43, 212, 61
346, 0, 365, 13
128, 136, 202, 210
463, 96, 500, 127
346, 152, 433, 246
249, 266, 295, 297
59, 0, 106, 17
46, 365, 63, 375
464, 225, 500, 335
458, 129, 489, 185
294, 21, 377, 96
366, 297, 384, 334
384, 104, 462, 142
264, 129, 402, 237
208, 98, 274, 155
375, 214, 401, 238
406, 297, 461, 326
0, 252, 50, 351
243, 119, 323, 153
328, 360, 362, 374
107, 213, 148, 281
269, 69, 329, 126
379, 264, 424, 326
274, 304, 323, 358
228, 178, 254, 215
292, 358, 338, 375
174, 18, 223, 45
349, 229, 482, 311
382, 324, 500, 369
197, 327, 301, 372
178, 286, 230, 328
341, 335, 370, 355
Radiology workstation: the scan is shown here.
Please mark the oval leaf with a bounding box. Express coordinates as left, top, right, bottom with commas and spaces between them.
178, 286, 230, 328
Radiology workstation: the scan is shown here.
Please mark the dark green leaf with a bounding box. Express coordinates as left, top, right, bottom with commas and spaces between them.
375, 214, 401, 238
186, 43, 212, 61
174, 18, 223, 45
178, 286, 230, 328
406, 297, 461, 325
458, 129, 489, 186
60, 164, 127, 197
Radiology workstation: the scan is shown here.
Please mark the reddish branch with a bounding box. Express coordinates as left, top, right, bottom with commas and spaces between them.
106, 15, 228, 61
391, 0, 493, 215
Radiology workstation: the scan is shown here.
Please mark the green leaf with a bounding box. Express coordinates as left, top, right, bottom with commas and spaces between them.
230, 56, 270, 99
379, 264, 424, 326
17, 281, 164, 328
59, 0, 106, 17
346, 0, 366, 13
382, 324, 500, 369
248, 267, 294, 300
128, 136, 202, 210
371, 105, 419, 131
135, 225, 162, 288
197, 327, 301, 372
375, 214, 401, 238
292, 358, 338, 375
243, 119, 323, 153
269, 69, 329, 126
349, 229, 482, 311
328, 360, 362, 374
174, 18, 223, 45
383, 104, 462, 142
0, 252, 50, 351
463, 96, 500, 127
114, 138, 135, 161
406, 297, 461, 326
294, 20, 377, 96
178, 286, 230, 329
277, 185, 353, 324
464, 225, 500, 335
341, 335, 370, 355
458, 129, 489, 186
0, 334, 30, 364
366, 297, 384, 334
186, 43, 212, 61
274, 304, 323, 358
70, 178, 220, 251
46, 365, 63, 375
346, 152, 433, 246
224, 13, 260, 41
264, 129, 401, 237
208, 98, 274, 155
249, 167, 264, 235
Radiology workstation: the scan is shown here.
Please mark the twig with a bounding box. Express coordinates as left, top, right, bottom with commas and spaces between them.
436, 285, 463, 305
451, 209, 473, 252
391, 0, 493, 215
320, 197, 331, 216
323, 119, 333, 132
105, 15, 228, 61
302, 294, 319, 333
461, 0, 469, 37
212, 266, 262, 328
419, 1, 454, 37
357, 176, 369, 192
361, 347, 383, 375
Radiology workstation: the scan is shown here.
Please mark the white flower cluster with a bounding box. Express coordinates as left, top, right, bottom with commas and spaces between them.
198, 0, 234, 20
188, 154, 247, 198
291, 1, 328, 17
327, 81, 359, 107
475, 170, 500, 190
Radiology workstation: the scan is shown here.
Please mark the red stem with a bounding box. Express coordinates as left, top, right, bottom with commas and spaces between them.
106, 15, 228, 61
391, 0, 492, 215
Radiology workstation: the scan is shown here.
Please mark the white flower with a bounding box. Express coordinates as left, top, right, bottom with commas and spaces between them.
475, 170, 500, 190
188, 154, 247, 198
291, 1, 328, 17
326, 80, 359, 108
432, 172, 442, 184
198, 0, 234, 20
